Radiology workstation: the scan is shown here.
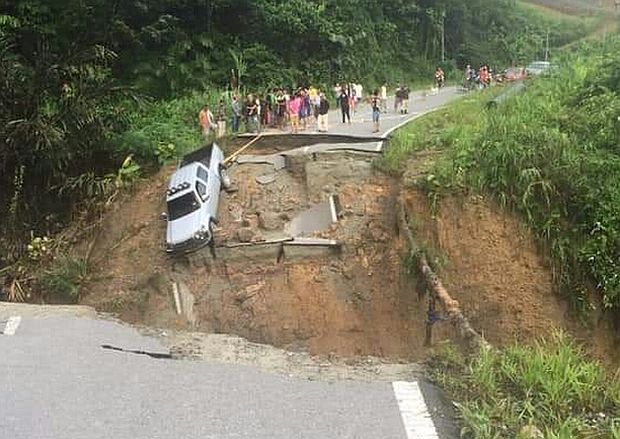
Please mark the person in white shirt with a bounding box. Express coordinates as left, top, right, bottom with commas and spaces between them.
380, 83, 387, 113
354, 83, 363, 103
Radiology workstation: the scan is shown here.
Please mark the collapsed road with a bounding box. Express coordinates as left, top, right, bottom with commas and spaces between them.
162, 87, 462, 359
1, 88, 463, 439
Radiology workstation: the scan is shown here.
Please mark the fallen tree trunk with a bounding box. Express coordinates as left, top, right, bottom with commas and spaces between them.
398, 201, 488, 351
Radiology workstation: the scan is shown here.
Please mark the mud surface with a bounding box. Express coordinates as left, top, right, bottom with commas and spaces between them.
81, 151, 450, 362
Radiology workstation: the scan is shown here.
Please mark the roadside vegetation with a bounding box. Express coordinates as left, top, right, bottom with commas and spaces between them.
431, 333, 620, 438
385, 37, 620, 312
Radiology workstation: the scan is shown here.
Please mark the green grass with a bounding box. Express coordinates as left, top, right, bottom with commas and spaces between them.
431, 333, 620, 438
380, 89, 496, 175
38, 256, 89, 303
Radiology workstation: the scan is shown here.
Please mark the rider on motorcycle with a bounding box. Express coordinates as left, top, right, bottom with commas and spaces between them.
434, 67, 445, 90
464, 65, 476, 90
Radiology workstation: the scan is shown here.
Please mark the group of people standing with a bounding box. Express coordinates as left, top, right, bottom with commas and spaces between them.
335, 83, 390, 133
199, 79, 421, 139
200, 87, 333, 138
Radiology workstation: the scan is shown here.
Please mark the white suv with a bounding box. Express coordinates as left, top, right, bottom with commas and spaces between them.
165, 143, 229, 253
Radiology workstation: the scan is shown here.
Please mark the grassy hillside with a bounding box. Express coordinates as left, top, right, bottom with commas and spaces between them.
384, 37, 620, 311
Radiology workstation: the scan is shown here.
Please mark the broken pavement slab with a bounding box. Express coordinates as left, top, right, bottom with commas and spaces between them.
282, 238, 342, 260
256, 173, 278, 185
284, 195, 340, 237
187, 236, 343, 265
236, 154, 287, 171
287, 142, 382, 155
177, 282, 197, 327
216, 241, 284, 263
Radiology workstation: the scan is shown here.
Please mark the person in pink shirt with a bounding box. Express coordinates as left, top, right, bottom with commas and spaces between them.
288, 93, 302, 133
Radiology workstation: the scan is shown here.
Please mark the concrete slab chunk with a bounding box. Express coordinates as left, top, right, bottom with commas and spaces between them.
256, 173, 277, 185
237, 154, 287, 171
285, 195, 339, 237
282, 238, 342, 260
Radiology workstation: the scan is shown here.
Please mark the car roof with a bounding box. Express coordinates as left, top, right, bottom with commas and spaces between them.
168, 162, 201, 193
180, 143, 215, 168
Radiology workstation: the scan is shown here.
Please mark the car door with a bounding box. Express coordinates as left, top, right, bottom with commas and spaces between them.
208, 149, 222, 212
197, 163, 219, 221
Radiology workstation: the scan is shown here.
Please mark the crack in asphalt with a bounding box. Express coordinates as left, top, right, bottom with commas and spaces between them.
101, 344, 174, 360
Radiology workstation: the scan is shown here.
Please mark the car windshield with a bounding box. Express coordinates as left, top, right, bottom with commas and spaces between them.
167, 192, 200, 221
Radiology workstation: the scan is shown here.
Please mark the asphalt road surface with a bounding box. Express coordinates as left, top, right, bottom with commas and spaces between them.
325, 87, 460, 139
1, 315, 458, 439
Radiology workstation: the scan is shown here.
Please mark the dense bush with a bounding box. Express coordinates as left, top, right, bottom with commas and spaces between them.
113, 92, 218, 164
467, 42, 620, 309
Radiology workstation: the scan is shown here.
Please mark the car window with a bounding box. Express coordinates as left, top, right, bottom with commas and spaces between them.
197, 166, 209, 183
196, 181, 208, 201
167, 192, 200, 221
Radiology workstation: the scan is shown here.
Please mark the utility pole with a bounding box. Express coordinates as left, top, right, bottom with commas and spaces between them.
545, 28, 549, 62
441, 10, 446, 63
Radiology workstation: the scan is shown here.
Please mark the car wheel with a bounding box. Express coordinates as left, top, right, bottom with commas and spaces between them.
208, 219, 217, 258
219, 165, 232, 190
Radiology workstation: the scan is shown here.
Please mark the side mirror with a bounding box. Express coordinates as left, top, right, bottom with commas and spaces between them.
160, 212, 168, 221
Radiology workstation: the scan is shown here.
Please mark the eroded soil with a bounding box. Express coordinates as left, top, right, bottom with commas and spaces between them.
78, 141, 619, 366
81, 151, 453, 361
402, 188, 619, 363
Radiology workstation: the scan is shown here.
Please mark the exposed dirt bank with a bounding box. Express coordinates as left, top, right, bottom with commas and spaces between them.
402, 188, 619, 364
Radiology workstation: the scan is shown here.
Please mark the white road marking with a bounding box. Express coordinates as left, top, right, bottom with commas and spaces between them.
392, 381, 439, 439
3, 316, 22, 335
382, 111, 426, 139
